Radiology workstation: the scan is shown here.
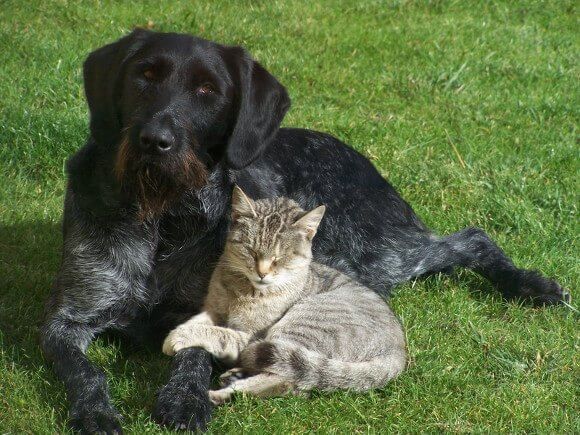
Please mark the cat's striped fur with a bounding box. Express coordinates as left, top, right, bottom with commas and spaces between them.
163, 186, 406, 403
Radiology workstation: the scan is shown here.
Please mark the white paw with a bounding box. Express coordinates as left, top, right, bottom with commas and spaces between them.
209, 388, 234, 405
162, 328, 189, 356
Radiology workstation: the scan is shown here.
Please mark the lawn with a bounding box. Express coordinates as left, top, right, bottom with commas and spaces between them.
0, 0, 578, 433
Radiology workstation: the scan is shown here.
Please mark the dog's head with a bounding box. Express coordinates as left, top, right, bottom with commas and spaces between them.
83, 29, 290, 219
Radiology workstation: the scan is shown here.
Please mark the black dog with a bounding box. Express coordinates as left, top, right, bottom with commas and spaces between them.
40, 29, 568, 434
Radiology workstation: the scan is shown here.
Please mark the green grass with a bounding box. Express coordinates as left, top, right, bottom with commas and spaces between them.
1, 0, 578, 433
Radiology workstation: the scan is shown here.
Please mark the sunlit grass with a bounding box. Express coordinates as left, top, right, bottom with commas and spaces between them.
0, 0, 577, 432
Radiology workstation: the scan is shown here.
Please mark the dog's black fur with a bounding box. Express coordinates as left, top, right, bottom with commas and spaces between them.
40, 30, 568, 434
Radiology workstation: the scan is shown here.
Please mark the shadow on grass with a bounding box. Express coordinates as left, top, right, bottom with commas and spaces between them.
406, 268, 509, 306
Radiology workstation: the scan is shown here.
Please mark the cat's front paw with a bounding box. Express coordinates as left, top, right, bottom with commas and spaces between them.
162, 328, 190, 356
219, 367, 247, 387
209, 388, 234, 405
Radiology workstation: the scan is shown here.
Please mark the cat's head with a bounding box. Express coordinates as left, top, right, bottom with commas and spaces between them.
225, 185, 326, 289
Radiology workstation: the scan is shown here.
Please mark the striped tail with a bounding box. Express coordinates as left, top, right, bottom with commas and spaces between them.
240, 340, 406, 392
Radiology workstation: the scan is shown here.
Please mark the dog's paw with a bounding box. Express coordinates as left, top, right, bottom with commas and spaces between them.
153, 374, 213, 431
209, 388, 234, 405
512, 270, 571, 307
219, 367, 247, 388
70, 398, 123, 434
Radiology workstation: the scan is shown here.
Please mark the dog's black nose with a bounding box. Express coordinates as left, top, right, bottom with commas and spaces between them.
139, 126, 175, 154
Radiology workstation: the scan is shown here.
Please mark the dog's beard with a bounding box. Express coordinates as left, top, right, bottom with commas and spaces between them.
114, 135, 209, 220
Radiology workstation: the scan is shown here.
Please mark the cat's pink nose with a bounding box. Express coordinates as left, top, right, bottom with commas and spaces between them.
256, 258, 272, 279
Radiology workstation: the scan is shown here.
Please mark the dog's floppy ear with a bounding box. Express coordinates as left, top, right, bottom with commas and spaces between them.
223, 47, 291, 169
83, 29, 151, 145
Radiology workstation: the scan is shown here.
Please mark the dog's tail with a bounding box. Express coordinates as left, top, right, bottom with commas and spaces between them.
240, 340, 406, 391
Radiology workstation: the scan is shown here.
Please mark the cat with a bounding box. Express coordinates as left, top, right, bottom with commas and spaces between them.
162, 186, 407, 404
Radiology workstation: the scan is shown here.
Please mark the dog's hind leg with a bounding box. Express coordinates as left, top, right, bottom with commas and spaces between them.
406, 227, 569, 305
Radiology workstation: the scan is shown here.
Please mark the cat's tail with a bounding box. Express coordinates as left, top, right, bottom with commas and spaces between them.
240, 340, 406, 392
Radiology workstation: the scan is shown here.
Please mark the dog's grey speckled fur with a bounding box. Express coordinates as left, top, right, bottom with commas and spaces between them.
40, 30, 568, 434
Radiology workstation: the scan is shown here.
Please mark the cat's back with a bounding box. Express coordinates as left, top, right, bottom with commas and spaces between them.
308, 262, 390, 304
308, 262, 399, 323
267, 262, 405, 361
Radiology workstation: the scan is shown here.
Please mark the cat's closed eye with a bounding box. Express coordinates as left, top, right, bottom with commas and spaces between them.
247, 249, 258, 260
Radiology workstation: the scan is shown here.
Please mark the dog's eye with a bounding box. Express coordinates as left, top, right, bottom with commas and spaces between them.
196, 83, 215, 95
143, 68, 156, 80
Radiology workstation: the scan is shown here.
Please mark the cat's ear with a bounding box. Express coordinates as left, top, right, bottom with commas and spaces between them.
231, 185, 257, 221
293, 205, 326, 240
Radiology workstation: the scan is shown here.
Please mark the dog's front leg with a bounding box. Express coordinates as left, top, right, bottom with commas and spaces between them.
40, 319, 122, 434
154, 316, 251, 432
40, 191, 160, 434
153, 347, 213, 432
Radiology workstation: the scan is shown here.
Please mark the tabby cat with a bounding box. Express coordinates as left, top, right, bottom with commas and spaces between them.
163, 186, 407, 404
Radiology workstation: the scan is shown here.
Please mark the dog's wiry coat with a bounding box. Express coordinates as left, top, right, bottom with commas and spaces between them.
40, 30, 568, 434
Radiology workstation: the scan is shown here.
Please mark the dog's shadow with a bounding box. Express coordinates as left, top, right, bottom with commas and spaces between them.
0, 220, 174, 431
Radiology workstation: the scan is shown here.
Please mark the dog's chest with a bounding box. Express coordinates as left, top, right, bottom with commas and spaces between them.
154, 215, 228, 308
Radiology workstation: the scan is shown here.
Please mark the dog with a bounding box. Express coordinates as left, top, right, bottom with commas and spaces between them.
39, 29, 568, 434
